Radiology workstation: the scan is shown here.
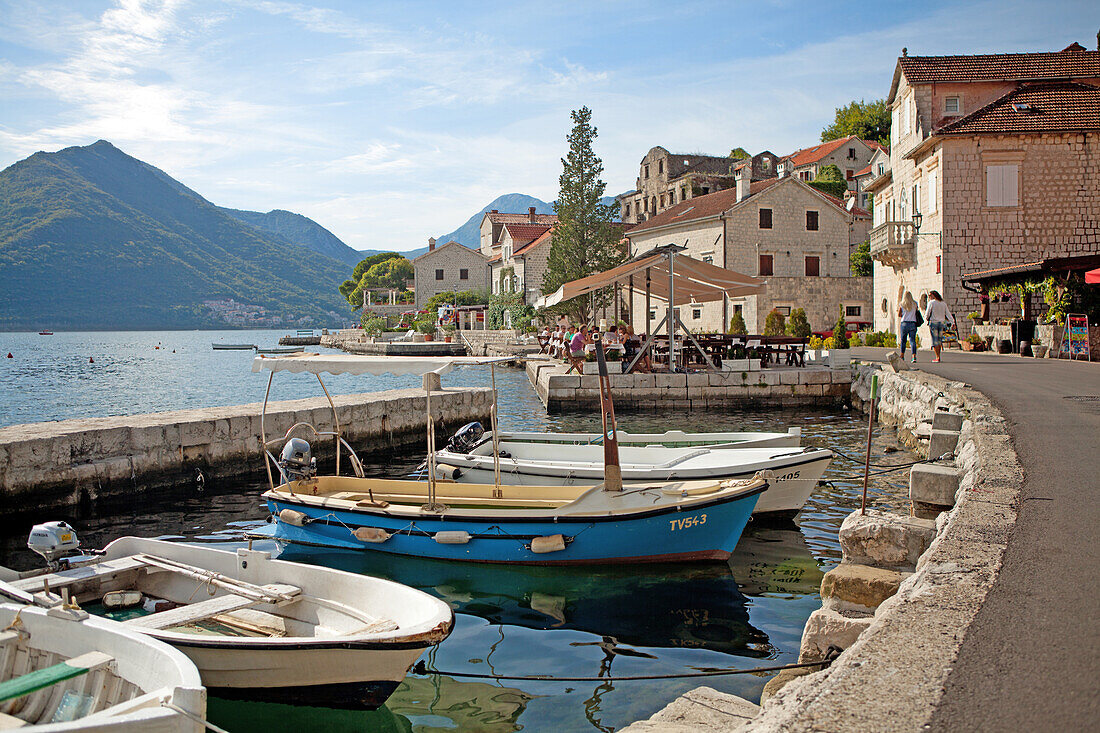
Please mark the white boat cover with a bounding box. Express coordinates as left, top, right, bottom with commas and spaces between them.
252, 353, 515, 377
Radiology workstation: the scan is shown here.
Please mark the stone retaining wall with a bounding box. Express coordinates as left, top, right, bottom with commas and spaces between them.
0, 388, 492, 515
528, 362, 851, 412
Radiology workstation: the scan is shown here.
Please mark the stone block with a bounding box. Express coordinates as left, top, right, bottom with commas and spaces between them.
655, 373, 686, 388
839, 509, 937, 571
779, 370, 800, 385
931, 410, 964, 431
910, 463, 960, 507
685, 373, 709, 389
619, 687, 760, 732
797, 606, 873, 663
929, 429, 961, 458
801, 369, 831, 385
760, 665, 817, 705
578, 375, 600, 390
820, 563, 909, 613
758, 371, 782, 385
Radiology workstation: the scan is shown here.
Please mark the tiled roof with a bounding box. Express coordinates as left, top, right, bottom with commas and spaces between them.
782, 136, 883, 167
815, 189, 870, 218
628, 178, 781, 234
502, 222, 552, 244
898, 50, 1100, 85
485, 211, 558, 225
853, 163, 874, 177
487, 253, 502, 263
411, 240, 486, 263
936, 81, 1100, 135
513, 227, 554, 257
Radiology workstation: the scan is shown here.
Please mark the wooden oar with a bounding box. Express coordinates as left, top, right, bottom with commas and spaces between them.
593, 333, 622, 492
0, 651, 112, 703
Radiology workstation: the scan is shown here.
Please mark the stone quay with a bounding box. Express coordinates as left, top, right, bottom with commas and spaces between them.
0, 387, 492, 515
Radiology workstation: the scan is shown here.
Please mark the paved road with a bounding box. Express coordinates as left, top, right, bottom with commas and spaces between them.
851, 347, 1100, 732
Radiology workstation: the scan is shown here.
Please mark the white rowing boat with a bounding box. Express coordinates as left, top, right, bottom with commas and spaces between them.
8, 537, 453, 710
0, 601, 205, 732
432, 439, 832, 517
488, 427, 802, 450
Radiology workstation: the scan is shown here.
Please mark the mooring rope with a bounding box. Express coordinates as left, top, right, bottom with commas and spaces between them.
413, 648, 841, 682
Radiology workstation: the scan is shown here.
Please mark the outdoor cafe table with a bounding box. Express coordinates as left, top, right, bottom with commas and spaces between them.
649, 334, 807, 369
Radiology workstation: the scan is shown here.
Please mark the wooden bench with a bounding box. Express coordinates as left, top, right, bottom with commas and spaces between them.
126, 583, 300, 630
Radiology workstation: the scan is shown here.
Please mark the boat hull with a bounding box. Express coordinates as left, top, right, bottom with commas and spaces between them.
263, 486, 761, 564
495, 428, 801, 450
435, 450, 831, 517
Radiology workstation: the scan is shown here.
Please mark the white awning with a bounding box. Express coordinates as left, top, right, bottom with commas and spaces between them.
536, 247, 765, 309
251, 354, 515, 377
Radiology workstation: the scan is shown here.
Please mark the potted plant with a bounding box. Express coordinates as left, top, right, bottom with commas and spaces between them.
1031, 336, 1048, 358
442, 323, 457, 343
415, 318, 437, 341
961, 333, 985, 352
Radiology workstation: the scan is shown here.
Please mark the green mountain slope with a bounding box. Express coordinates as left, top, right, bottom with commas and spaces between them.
0, 141, 351, 330
220, 207, 363, 266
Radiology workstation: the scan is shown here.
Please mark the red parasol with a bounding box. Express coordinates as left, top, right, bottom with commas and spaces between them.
1087, 267, 1100, 284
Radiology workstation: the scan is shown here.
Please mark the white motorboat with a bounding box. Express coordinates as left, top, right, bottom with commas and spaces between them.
0, 600, 205, 732
487, 427, 802, 450
8, 530, 453, 710
433, 433, 831, 517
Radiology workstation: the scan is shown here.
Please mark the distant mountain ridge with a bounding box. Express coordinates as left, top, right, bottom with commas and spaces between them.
0, 140, 352, 330
220, 207, 363, 266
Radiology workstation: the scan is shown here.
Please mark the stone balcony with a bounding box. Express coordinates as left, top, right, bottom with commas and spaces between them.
869, 221, 916, 268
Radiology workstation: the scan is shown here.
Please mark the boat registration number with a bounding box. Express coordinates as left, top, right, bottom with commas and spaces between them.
669, 514, 707, 531
776, 470, 800, 481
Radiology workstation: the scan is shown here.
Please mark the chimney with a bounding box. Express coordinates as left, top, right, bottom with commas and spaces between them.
491, 209, 498, 214
528, 206, 537, 222
428, 237, 436, 251
735, 171, 748, 203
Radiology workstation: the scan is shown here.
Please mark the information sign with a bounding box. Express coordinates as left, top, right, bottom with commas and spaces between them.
1059, 314, 1090, 361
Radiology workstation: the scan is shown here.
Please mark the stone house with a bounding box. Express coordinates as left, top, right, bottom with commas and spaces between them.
411, 239, 490, 308
851, 148, 891, 210
864, 44, 1100, 334
479, 207, 557, 260
488, 222, 554, 304
625, 176, 871, 334
778, 136, 887, 190
618, 147, 778, 225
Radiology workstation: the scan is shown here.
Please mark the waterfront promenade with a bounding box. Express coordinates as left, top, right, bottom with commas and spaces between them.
850, 346, 1100, 731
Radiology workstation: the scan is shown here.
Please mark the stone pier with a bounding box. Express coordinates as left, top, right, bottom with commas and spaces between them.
0, 387, 493, 514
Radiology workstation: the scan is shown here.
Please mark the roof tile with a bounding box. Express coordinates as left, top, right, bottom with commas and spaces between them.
936, 81, 1100, 135
899, 50, 1100, 85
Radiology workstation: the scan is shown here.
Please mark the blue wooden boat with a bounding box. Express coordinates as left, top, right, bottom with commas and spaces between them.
250, 344, 767, 564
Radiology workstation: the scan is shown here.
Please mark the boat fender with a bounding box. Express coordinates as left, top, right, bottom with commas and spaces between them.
530, 534, 566, 554
278, 509, 311, 526
103, 590, 143, 609
433, 531, 471, 544
352, 527, 391, 543
435, 464, 463, 481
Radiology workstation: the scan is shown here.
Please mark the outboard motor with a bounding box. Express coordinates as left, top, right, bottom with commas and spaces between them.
446, 422, 485, 454
279, 438, 316, 482
28, 521, 80, 570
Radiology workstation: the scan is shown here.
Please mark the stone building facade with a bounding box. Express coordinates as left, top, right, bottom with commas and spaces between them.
865, 45, 1100, 333
618, 147, 778, 225
489, 223, 554, 304
479, 207, 557, 259
412, 239, 490, 308
625, 177, 872, 334
778, 135, 886, 190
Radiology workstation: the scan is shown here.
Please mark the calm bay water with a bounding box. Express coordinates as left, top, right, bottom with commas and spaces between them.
0, 330, 914, 732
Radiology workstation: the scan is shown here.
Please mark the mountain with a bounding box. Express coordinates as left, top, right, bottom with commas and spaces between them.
0, 140, 352, 330
220, 207, 363, 266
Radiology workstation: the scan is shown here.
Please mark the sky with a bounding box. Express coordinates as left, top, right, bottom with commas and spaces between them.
0, 1, 1095, 252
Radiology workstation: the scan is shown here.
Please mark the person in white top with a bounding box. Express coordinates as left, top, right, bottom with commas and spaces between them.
897, 291, 919, 362
925, 290, 955, 363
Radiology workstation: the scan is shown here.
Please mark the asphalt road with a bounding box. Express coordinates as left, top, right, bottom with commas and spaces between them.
850, 347, 1100, 732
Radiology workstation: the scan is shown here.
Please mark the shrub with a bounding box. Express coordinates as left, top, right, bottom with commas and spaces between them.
849, 331, 863, 346
822, 336, 838, 350
763, 309, 785, 336
360, 313, 384, 335
808, 335, 824, 349
880, 332, 898, 348
728, 311, 747, 335
786, 308, 812, 338
414, 318, 436, 335
832, 309, 850, 349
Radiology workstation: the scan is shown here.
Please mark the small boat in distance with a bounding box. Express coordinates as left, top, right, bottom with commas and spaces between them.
0, 596, 206, 731
37, 330, 53, 335
255, 346, 306, 354
211, 343, 256, 350
6, 529, 453, 710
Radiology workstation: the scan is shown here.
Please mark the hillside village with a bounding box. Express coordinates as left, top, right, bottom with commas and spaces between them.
396, 40, 1099, 341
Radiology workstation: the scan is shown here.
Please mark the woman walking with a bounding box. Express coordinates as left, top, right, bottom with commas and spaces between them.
925, 290, 955, 363
898, 291, 920, 363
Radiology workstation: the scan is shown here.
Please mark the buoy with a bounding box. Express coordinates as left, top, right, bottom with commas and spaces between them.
89, 357, 94, 363
433, 530, 471, 544
278, 509, 310, 526
172, 350, 176, 353
6, 353, 11, 359
352, 527, 391, 543
531, 534, 566, 554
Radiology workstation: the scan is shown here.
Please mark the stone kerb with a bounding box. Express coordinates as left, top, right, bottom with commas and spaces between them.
744, 365, 1023, 731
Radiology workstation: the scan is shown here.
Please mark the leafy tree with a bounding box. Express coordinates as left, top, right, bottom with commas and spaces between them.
832, 308, 850, 348
850, 241, 872, 276
340, 252, 404, 308
541, 107, 626, 325
728, 311, 747, 335
763, 309, 785, 336
821, 99, 891, 146
728, 147, 750, 160
786, 308, 811, 337
807, 164, 849, 198
816, 164, 845, 183
424, 289, 488, 313
360, 257, 413, 291
360, 313, 384, 334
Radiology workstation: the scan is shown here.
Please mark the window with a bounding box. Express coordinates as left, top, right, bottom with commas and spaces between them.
644, 164, 650, 178
805, 256, 820, 277
435, 269, 444, 281
702, 255, 714, 265
846, 169, 854, 180
762, 157, 771, 171
624, 203, 630, 217
759, 254, 773, 276
775, 306, 791, 316
682, 187, 689, 201
692, 308, 702, 320
649, 310, 657, 320
936, 255, 941, 274
701, 187, 710, 195
660, 194, 665, 208
986, 164, 1019, 207
806, 211, 819, 231
945, 96, 960, 114
928, 170, 938, 213
845, 305, 862, 317
848, 147, 856, 159
759, 208, 773, 229
460, 268, 469, 280
877, 163, 886, 175
658, 160, 664, 175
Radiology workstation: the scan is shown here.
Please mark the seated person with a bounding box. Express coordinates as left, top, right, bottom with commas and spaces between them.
566, 325, 589, 373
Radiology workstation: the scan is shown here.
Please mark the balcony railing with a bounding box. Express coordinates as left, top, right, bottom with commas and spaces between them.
869, 221, 916, 268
